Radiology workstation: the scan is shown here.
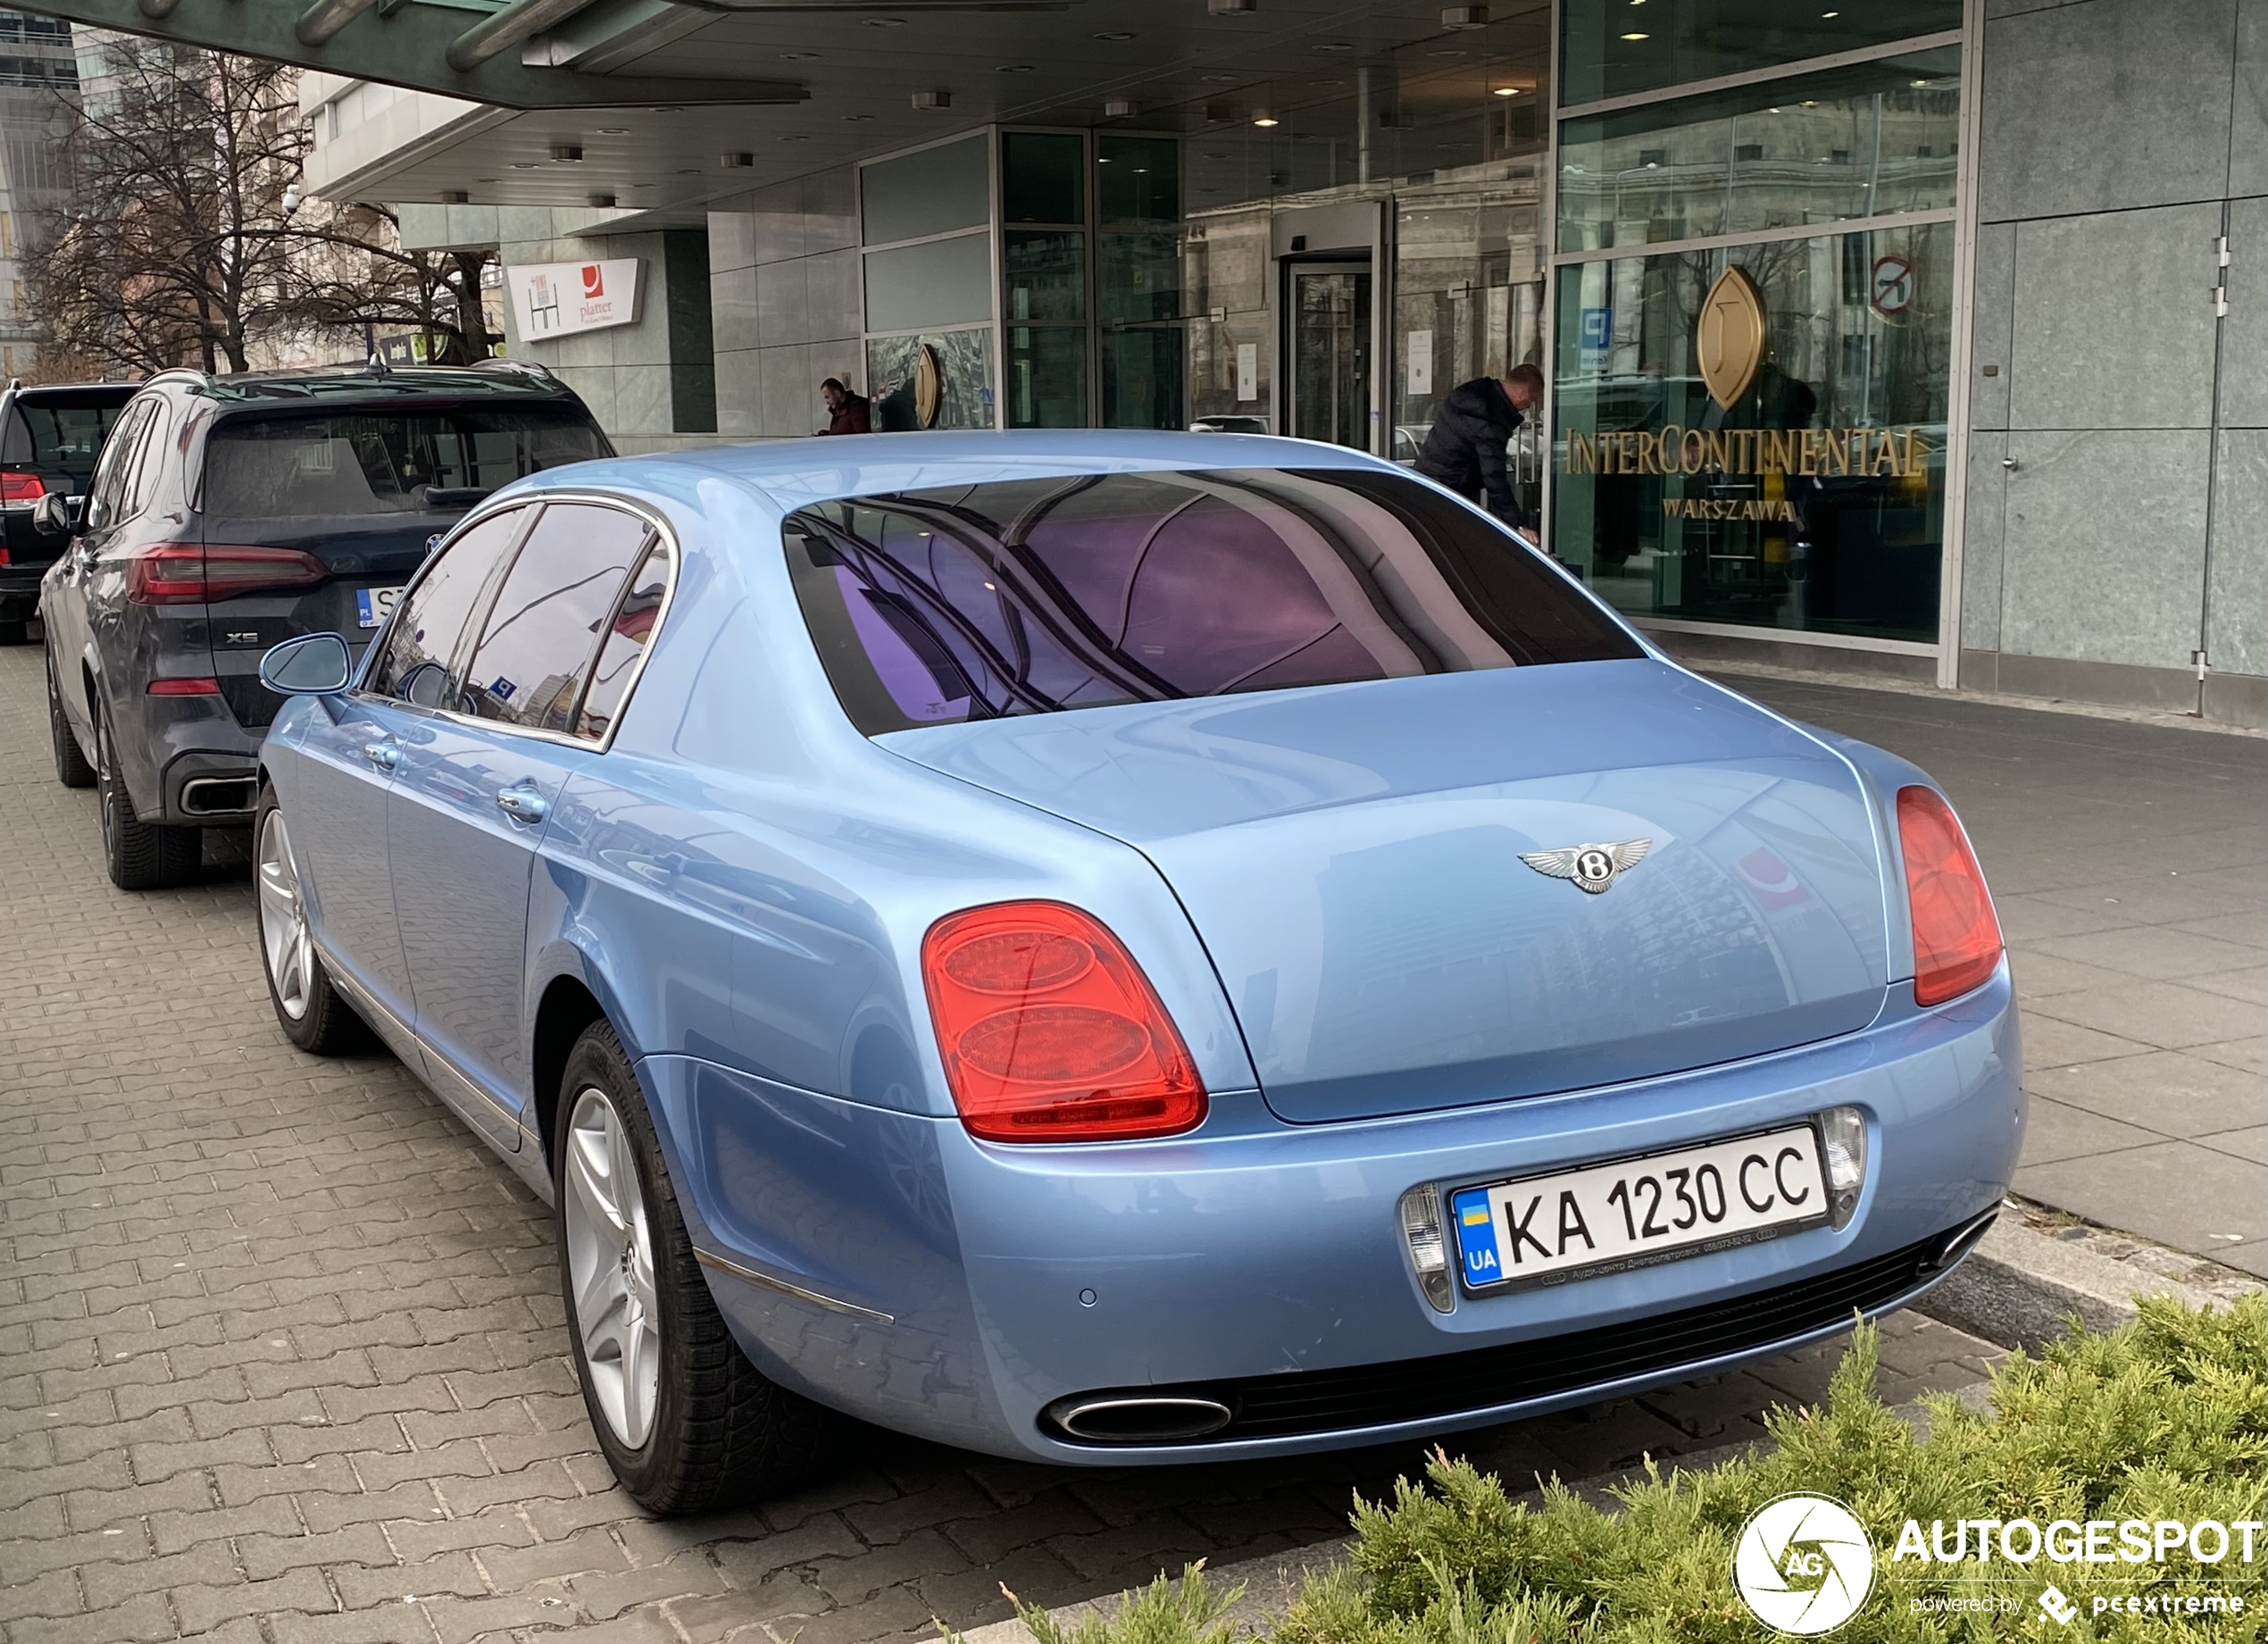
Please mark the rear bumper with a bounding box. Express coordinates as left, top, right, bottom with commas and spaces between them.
652, 964, 2022, 1465
124, 698, 262, 826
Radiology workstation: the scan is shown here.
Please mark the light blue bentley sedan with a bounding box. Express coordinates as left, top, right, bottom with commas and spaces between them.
252, 431, 2021, 1513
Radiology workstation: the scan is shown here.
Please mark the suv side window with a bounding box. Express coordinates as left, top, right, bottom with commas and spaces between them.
119, 400, 172, 520
84, 399, 153, 531
458, 502, 655, 734
364, 506, 529, 707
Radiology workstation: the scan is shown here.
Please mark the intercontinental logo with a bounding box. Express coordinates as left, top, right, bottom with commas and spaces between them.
1564, 264, 1930, 500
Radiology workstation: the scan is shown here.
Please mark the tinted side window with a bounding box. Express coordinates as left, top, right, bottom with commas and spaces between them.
85, 399, 152, 530
121, 402, 172, 519
458, 503, 653, 733
574, 540, 674, 740
365, 508, 529, 706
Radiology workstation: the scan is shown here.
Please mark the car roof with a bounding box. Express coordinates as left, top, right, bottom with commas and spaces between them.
146, 363, 585, 409
508, 430, 1405, 513
4, 382, 138, 403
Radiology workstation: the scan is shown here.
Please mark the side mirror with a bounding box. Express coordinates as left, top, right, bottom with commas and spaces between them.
30, 493, 77, 538
260, 631, 352, 696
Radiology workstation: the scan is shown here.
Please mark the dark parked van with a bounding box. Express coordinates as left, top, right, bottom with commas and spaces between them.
40, 362, 612, 888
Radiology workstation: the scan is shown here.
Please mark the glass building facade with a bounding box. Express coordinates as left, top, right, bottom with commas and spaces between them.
1548, 19, 1967, 648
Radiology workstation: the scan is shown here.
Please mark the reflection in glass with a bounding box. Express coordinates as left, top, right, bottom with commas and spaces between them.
1003, 132, 1084, 224
578, 543, 673, 740
462, 504, 652, 732
1099, 230, 1180, 323
1290, 269, 1371, 449
781, 469, 1638, 734
1550, 221, 1952, 643
1102, 328, 1184, 430
1556, 50, 1960, 253
1560, 0, 1959, 106
1005, 230, 1085, 321
1097, 136, 1180, 223
1006, 325, 1088, 428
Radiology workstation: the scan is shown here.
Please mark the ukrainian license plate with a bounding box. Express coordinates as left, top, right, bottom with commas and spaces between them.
355, 584, 405, 629
1452, 1124, 1830, 1291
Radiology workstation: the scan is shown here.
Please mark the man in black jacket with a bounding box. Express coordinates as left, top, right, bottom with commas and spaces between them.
1415, 362, 1543, 539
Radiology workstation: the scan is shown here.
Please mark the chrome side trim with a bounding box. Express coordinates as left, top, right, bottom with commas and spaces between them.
311, 938, 519, 1124
693, 1248, 895, 1323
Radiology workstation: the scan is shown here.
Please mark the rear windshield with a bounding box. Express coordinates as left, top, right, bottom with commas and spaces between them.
203, 407, 607, 519
3, 397, 128, 484
784, 467, 1640, 735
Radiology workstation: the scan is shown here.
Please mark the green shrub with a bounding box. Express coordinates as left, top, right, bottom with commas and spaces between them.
990, 1296, 2265, 1644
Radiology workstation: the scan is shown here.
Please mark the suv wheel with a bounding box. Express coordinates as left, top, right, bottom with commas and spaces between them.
96, 702, 200, 889
555, 1022, 837, 1513
254, 787, 371, 1054
47, 648, 94, 788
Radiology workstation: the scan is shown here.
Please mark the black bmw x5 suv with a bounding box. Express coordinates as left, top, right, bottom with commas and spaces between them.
41, 362, 611, 889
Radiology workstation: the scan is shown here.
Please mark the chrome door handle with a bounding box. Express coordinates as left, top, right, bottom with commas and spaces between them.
361, 741, 398, 771
496, 788, 549, 824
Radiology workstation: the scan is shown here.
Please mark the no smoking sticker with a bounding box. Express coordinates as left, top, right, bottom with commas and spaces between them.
1871, 254, 1914, 316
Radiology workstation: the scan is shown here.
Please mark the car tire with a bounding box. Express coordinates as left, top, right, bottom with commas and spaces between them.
254, 785, 373, 1056
47, 648, 94, 789
554, 1021, 838, 1514
95, 702, 200, 890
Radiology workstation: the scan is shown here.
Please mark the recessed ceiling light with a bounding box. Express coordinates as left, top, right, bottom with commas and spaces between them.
1911, 78, 1930, 86
1200, 72, 1239, 81
1426, 48, 1468, 56
1094, 29, 1135, 40
1308, 78, 1344, 87
996, 63, 1035, 71
841, 113, 874, 121
510, 162, 538, 169
596, 127, 628, 135
780, 134, 810, 142
780, 49, 819, 60
1821, 8, 1839, 14
476, 176, 500, 182
863, 15, 906, 24
1621, 30, 1649, 38
1492, 85, 1517, 96
1313, 40, 1355, 51
1253, 113, 1279, 126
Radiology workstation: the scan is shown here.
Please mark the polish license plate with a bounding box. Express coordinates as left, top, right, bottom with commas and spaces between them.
355, 584, 405, 629
1452, 1124, 1830, 1291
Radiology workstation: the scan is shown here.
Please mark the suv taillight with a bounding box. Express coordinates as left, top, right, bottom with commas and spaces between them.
921, 901, 1206, 1143
0, 471, 45, 502
126, 543, 327, 605
1897, 785, 2003, 1006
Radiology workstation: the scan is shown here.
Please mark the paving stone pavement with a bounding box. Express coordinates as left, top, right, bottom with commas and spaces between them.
0, 643, 2005, 1644
1720, 671, 2268, 1276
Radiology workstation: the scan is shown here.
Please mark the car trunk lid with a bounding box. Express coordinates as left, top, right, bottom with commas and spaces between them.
882, 658, 1891, 1123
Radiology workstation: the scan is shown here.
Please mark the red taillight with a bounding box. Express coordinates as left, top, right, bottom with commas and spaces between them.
1897, 785, 2003, 1006
146, 677, 221, 696
921, 901, 1207, 1143
0, 471, 44, 502
126, 543, 327, 605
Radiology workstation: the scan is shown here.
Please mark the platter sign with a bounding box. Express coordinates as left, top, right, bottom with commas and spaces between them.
508, 258, 641, 340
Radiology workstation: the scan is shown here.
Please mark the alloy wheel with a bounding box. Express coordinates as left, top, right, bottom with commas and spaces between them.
256, 809, 313, 1021
563, 1087, 662, 1449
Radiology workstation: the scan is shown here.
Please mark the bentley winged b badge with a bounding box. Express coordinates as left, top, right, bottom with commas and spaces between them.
1520, 838, 1653, 896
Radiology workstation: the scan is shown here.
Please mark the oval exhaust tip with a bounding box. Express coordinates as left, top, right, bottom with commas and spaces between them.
1048, 1394, 1233, 1444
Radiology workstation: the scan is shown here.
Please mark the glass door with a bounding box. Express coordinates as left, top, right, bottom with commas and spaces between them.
1288, 263, 1372, 451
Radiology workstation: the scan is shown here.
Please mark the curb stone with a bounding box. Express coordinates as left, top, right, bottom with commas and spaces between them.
1911, 1199, 2260, 1351
932, 1386, 1998, 1644
935, 1207, 2262, 1644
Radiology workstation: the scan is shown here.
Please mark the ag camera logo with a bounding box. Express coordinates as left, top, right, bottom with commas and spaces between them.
1733, 1493, 1876, 1635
